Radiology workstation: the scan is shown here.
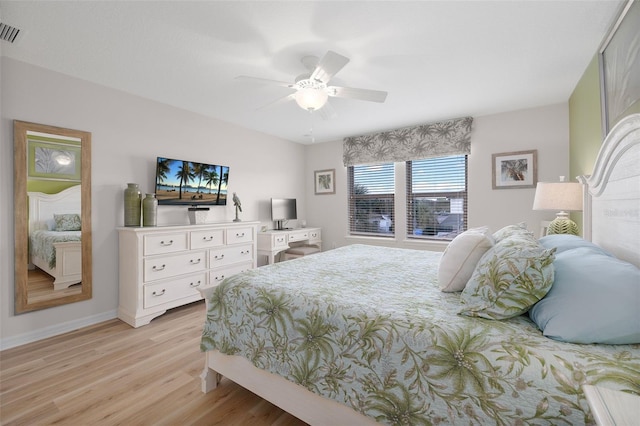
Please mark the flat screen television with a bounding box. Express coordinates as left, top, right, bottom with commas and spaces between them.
271, 198, 297, 230
155, 157, 229, 206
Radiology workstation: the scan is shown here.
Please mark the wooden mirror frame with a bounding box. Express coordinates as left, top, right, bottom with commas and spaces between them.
14, 120, 92, 313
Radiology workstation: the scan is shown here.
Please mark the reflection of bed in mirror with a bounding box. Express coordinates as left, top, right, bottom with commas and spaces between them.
28, 185, 82, 290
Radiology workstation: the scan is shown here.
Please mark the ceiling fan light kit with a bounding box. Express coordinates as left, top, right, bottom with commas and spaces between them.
238, 50, 388, 115
295, 87, 329, 111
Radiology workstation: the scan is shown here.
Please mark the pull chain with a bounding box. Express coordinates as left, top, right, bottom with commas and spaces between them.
307, 110, 315, 143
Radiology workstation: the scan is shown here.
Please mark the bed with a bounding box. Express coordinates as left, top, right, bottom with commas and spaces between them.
28, 185, 83, 290
199, 113, 640, 425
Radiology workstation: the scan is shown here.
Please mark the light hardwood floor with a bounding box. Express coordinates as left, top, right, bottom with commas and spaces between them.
0, 301, 307, 426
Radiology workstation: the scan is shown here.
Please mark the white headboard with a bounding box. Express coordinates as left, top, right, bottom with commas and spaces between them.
28, 185, 82, 232
579, 113, 640, 267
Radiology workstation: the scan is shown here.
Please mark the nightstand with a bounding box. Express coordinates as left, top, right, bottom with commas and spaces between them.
583, 385, 640, 425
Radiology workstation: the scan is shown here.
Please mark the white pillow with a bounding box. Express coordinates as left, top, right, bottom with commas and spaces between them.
438, 227, 494, 292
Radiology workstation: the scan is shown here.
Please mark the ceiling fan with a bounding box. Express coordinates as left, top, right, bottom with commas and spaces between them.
235, 51, 388, 119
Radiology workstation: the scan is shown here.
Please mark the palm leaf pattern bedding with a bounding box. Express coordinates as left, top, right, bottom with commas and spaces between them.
201, 244, 640, 425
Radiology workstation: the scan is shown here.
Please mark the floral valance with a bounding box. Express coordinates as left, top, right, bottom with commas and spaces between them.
343, 116, 473, 166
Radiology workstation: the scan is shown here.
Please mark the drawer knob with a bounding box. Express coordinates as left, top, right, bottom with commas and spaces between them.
152, 289, 166, 296
160, 240, 174, 246
152, 264, 166, 271
241, 250, 249, 255
190, 281, 201, 288
203, 236, 214, 241
214, 254, 225, 260
236, 232, 245, 238
190, 258, 202, 264
215, 275, 225, 282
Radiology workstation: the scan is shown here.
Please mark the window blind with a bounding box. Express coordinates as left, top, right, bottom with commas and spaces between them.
348, 163, 395, 237
406, 155, 467, 240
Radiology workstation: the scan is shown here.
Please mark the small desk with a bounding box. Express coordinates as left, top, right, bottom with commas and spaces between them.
583, 385, 640, 426
257, 228, 321, 264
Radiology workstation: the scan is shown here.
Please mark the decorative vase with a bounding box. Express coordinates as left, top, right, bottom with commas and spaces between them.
142, 193, 158, 227
124, 183, 142, 227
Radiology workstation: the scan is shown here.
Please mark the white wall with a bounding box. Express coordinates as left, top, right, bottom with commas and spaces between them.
1, 58, 306, 348
305, 103, 570, 251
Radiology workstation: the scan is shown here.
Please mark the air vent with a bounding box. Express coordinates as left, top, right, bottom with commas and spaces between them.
0, 22, 21, 43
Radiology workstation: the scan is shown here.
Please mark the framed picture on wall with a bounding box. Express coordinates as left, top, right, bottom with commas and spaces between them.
599, 0, 640, 135
314, 169, 336, 195
28, 139, 82, 181
492, 150, 537, 189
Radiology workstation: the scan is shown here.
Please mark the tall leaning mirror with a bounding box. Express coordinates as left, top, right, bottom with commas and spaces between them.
14, 120, 92, 313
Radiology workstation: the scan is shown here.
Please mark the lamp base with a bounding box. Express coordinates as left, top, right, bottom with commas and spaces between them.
547, 217, 579, 235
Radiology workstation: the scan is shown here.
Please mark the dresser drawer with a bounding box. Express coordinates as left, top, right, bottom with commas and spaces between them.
209, 244, 253, 268
144, 232, 188, 256
288, 230, 309, 243
143, 272, 206, 308
226, 227, 254, 245
190, 229, 225, 249
209, 262, 253, 287
144, 251, 206, 282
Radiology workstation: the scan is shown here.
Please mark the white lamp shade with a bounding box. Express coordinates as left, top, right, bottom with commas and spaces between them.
295, 88, 328, 111
533, 182, 582, 211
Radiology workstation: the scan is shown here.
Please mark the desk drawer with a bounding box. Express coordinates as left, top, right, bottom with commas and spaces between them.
143, 251, 206, 282
144, 232, 188, 256
143, 272, 206, 308
190, 229, 224, 249
308, 229, 321, 242
288, 231, 309, 243
272, 233, 288, 249
226, 227, 254, 245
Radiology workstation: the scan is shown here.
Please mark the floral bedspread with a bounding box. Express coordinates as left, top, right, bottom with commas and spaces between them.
30, 229, 81, 269
200, 244, 640, 425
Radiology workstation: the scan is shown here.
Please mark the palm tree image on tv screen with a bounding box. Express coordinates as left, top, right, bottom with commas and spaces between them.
155, 157, 229, 205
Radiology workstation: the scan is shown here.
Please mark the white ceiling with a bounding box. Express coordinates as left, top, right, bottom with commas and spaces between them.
0, 1, 624, 144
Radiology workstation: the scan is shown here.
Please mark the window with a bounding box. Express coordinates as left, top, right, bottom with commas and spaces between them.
348, 163, 395, 237
407, 155, 467, 240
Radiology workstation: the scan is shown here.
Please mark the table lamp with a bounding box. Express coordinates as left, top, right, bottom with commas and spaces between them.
533, 176, 582, 235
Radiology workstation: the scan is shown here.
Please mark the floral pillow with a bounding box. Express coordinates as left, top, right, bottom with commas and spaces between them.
459, 233, 555, 320
492, 222, 532, 243
54, 213, 81, 231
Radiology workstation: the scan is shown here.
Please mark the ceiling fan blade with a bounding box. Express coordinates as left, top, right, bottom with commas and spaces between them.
235, 75, 294, 88
310, 51, 349, 84
328, 86, 388, 103
257, 93, 296, 110
318, 101, 338, 120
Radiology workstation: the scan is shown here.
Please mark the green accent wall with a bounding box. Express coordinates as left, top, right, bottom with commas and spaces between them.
569, 55, 602, 182
569, 50, 640, 234
568, 55, 603, 234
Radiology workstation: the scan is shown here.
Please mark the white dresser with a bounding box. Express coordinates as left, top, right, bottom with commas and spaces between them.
117, 221, 258, 327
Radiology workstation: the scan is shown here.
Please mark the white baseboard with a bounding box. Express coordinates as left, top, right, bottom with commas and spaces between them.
0, 310, 118, 351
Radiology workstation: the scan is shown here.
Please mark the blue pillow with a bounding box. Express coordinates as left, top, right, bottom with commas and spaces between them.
529, 246, 640, 344
538, 234, 611, 256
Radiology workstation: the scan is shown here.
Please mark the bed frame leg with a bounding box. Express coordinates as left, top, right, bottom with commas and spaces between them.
201, 365, 222, 393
